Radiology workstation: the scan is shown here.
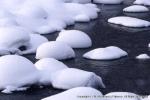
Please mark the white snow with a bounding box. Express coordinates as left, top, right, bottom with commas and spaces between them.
56, 30, 92, 48
64, 0, 91, 3
35, 58, 68, 85
93, 0, 124, 4
136, 54, 150, 59
0, 0, 99, 34
36, 41, 75, 60
123, 5, 149, 13
134, 0, 150, 6
42, 87, 103, 100
105, 92, 141, 100
0, 27, 30, 55
51, 68, 105, 89
108, 16, 150, 28
0, 55, 39, 93
22, 34, 48, 54
83, 46, 127, 60
0, 27, 48, 55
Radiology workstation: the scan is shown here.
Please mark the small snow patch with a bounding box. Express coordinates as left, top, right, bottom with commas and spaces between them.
136, 54, 150, 59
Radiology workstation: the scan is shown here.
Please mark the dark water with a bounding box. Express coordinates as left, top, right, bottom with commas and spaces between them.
1, 0, 150, 100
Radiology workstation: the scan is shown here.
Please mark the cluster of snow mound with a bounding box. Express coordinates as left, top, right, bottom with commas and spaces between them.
108, 16, 150, 28
0, 0, 99, 34
93, 0, 124, 4
64, 0, 91, 3
0, 27, 48, 55
22, 34, 48, 54
83, 46, 127, 60
123, 5, 149, 13
0, 55, 39, 94
134, 0, 150, 6
42, 87, 103, 100
105, 92, 141, 100
36, 41, 75, 60
51, 68, 105, 89
136, 54, 150, 59
56, 30, 92, 48
35, 58, 68, 85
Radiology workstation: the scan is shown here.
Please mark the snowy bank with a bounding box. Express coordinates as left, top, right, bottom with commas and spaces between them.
42, 87, 103, 100
56, 30, 92, 48
136, 54, 150, 59
108, 16, 150, 28
83, 46, 127, 60
134, 0, 150, 6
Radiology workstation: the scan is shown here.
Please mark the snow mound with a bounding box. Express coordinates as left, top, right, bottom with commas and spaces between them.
134, 0, 150, 6
0, 27, 30, 55
42, 87, 103, 100
83, 46, 127, 60
51, 68, 105, 89
123, 5, 149, 13
56, 30, 92, 48
0, 0, 99, 34
136, 54, 150, 59
35, 58, 68, 85
0, 55, 39, 93
36, 41, 75, 60
22, 34, 48, 54
93, 0, 124, 4
105, 92, 141, 100
0, 27, 48, 55
108, 16, 150, 28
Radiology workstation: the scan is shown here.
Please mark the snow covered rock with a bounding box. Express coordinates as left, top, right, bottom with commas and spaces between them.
123, 5, 149, 13
93, 0, 124, 4
42, 87, 103, 100
136, 54, 150, 59
134, 0, 150, 6
0, 55, 39, 93
56, 30, 92, 48
35, 58, 68, 85
105, 92, 141, 100
83, 46, 127, 60
36, 41, 75, 60
0, 27, 30, 55
51, 68, 105, 89
108, 16, 150, 28
22, 34, 48, 54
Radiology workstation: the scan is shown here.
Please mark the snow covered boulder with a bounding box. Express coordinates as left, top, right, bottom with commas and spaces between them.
93, 0, 124, 4
0, 55, 39, 93
42, 87, 103, 100
35, 58, 68, 85
0, 27, 30, 55
134, 0, 150, 6
108, 16, 150, 28
56, 30, 92, 48
51, 68, 105, 89
83, 46, 127, 60
136, 54, 150, 59
36, 41, 75, 60
22, 34, 48, 54
105, 92, 141, 100
123, 5, 149, 13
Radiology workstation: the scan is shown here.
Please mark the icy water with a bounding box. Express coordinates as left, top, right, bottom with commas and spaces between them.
1, 0, 150, 100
